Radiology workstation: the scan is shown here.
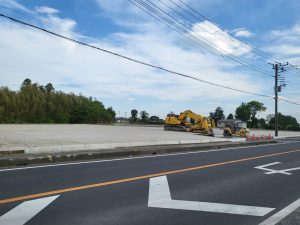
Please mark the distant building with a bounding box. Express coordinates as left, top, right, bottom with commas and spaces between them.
115, 117, 129, 124
217, 119, 240, 128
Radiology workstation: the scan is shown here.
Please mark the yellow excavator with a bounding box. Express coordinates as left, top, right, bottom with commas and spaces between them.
164, 110, 215, 135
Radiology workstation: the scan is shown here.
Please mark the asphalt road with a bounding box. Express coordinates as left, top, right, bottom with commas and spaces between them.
0, 140, 300, 225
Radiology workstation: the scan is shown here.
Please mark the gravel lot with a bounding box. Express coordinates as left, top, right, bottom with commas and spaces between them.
0, 124, 299, 153
0, 124, 212, 146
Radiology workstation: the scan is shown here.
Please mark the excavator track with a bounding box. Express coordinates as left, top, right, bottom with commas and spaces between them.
164, 125, 188, 132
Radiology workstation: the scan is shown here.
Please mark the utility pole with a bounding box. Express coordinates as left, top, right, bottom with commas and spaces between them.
272, 62, 288, 137
274, 63, 278, 137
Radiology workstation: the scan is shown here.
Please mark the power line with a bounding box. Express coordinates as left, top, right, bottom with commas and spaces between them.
280, 98, 300, 106
127, 0, 271, 81
2, 12, 300, 107
128, 0, 263, 74
0, 12, 273, 98
173, 0, 275, 62
0, 4, 273, 78
159, 0, 273, 69
132, 0, 273, 77
281, 93, 300, 95
129, 0, 273, 78
156, 0, 250, 56
168, 0, 268, 61
0, 5, 107, 45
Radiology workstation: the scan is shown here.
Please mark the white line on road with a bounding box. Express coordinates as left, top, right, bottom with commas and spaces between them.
259, 198, 300, 225
255, 162, 291, 175
0, 141, 296, 173
255, 162, 300, 175
148, 176, 275, 216
0, 195, 59, 225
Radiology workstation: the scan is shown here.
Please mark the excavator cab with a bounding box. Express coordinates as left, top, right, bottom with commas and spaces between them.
164, 110, 213, 134
164, 113, 189, 131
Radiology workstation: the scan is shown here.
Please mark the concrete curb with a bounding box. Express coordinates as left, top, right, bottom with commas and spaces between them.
274, 135, 300, 139
0, 140, 277, 168
0, 138, 246, 155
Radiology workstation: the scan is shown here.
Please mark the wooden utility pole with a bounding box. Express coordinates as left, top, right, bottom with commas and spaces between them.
274, 63, 278, 137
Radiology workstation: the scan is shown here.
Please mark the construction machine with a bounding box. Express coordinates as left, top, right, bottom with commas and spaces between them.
217, 119, 250, 138
164, 110, 215, 134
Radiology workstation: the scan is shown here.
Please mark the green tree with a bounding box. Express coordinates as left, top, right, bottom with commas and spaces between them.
21, 78, 32, 87
258, 118, 266, 128
149, 116, 159, 122
235, 102, 251, 122
131, 109, 138, 122
269, 113, 299, 130
45, 83, 55, 93
107, 107, 116, 120
247, 101, 266, 120
140, 110, 149, 122
235, 101, 266, 128
210, 106, 225, 123
0, 79, 115, 124
227, 113, 234, 119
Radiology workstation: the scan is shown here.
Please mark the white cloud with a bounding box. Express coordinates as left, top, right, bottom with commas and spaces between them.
0, 19, 261, 101
0, 1, 75, 36
232, 28, 253, 38
0, 0, 273, 118
270, 23, 300, 41
35, 6, 59, 15
39, 15, 76, 36
261, 23, 300, 122
264, 44, 300, 56
190, 21, 252, 56
264, 23, 300, 61
0, 0, 32, 13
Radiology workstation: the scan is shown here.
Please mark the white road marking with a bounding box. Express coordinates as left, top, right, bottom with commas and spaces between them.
0, 141, 295, 173
0, 195, 59, 225
148, 176, 275, 216
255, 162, 300, 175
259, 198, 300, 225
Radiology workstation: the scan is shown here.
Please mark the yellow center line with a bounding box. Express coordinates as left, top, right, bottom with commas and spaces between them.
1, 149, 300, 205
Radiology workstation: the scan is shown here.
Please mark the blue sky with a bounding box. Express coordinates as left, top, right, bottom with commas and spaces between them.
0, 0, 300, 120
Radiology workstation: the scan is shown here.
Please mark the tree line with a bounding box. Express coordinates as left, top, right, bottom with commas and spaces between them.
209, 101, 299, 131
1, 80, 298, 130
129, 101, 299, 130
130, 109, 164, 124
0, 79, 116, 124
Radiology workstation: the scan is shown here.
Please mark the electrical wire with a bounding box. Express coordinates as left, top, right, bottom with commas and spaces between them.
174, 0, 275, 62
280, 98, 300, 106
133, 0, 273, 77
0, 12, 274, 98
129, 0, 274, 78
1, 12, 300, 106
281, 93, 300, 95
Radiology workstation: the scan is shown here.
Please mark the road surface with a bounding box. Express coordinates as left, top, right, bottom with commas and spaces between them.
0, 139, 300, 225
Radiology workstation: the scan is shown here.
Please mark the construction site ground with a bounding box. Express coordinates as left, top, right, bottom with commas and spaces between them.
0, 124, 299, 154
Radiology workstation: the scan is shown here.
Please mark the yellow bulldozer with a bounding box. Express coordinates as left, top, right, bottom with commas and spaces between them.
164, 110, 215, 135
217, 119, 250, 138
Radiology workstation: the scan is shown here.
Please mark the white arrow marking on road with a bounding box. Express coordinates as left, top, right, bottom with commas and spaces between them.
255, 162, 300, 175
0, 195, 59, 225
148, 176, 275, 216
